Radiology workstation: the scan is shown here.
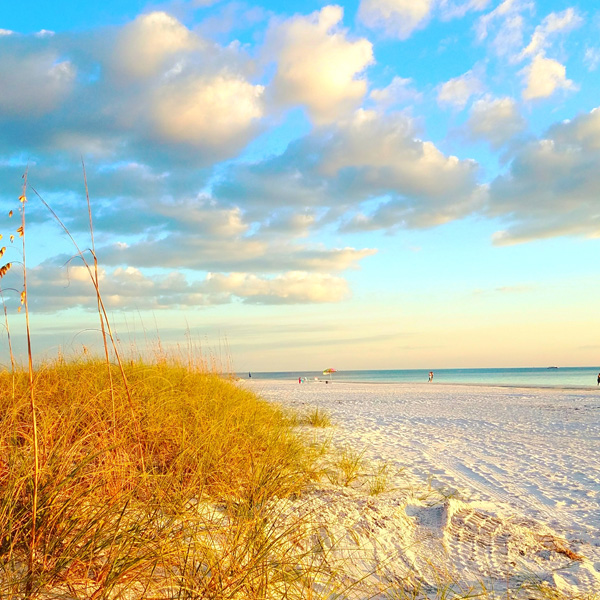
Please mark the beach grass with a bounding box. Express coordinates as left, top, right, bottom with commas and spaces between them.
300, 407, 332, 428
0, 358, 323, 598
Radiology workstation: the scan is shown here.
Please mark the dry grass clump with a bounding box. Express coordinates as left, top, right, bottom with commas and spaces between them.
0, 358, 321, 599
299, 407, 332, 428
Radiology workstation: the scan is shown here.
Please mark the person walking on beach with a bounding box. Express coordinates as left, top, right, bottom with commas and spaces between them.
428, 371, 434, 382
597, 372, 600, 386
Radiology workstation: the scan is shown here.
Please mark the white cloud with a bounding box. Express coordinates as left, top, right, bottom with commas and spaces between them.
152, 74, 264, 147
267, 6, 373, 124
216, 109, 482, 231
519, 8, 583, 60
466, 96, 526, 148
584, 47, 600, 72
520, 53, 575, 100
439, 0, 491, 20
0, 52, 75, 116
0, 29, 14, 36
475, 0, 534, 59
96, 231, 377, 274
358, 0, 434, 39
549, 107, 600, 151
437, 68, 484, 109
370, 76, 421, 108
111, 11, 201, 79
260, 212, 317, 236
320, 108, 482, 226
488, 106, 600, 243
204, 272, 350, 304
23, 263, 352, 311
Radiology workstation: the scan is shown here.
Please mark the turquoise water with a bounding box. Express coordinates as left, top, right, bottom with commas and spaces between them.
244, 366, 600, 388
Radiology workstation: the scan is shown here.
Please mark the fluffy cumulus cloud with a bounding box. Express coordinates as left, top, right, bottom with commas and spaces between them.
437, 68, 484, 109
520, 53, 575, 100
267, 6, 373, 124
466, 96, 526, 148
215, 109, 482, 231
108, 12, 266, 153
358, 0, 434, 39
0, 48, 75, 116
110, 12, 201, 79
18, 264, 350, 312
203, 272, 350, 304
370, 77, 421, 108
0, 17, 265, 165
151, 74, 264, 147
488, 106, 600, 244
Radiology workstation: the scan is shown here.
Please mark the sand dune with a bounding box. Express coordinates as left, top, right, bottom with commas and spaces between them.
247, 380, 600, 598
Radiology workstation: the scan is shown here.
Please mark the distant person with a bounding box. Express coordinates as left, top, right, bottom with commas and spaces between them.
248, 372, 251, 378
597, 372, 600, 386
428, 371, 434, 382
299, 377, 302, 384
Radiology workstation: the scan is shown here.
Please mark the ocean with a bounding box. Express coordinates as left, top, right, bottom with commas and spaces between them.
243, 366, 600, 388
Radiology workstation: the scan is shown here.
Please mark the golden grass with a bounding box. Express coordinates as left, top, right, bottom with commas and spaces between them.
0, 358, 321, 598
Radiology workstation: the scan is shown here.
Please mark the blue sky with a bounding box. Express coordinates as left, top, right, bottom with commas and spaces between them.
0, 0, 599, 371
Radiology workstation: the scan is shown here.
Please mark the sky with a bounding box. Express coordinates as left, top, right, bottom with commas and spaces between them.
0, 0, 599, 372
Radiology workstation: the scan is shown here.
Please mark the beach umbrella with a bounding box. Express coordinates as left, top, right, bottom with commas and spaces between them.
323, 368, 337, 381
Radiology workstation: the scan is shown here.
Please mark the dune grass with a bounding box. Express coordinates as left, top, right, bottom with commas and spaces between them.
0, 358, 323, 599
299, 407, 332, 428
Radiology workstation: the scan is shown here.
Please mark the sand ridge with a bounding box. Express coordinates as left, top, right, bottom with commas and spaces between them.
246, 380, 600, 598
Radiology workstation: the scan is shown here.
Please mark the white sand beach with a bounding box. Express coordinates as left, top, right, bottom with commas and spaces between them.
245, 380, 600, 598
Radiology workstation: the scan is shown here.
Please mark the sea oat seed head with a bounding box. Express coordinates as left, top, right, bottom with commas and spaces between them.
20, 290, 25, 304
16, 226, 24, 237
8, 211, 13, 218
9, 235, 14, 243
19, 195, 26, 203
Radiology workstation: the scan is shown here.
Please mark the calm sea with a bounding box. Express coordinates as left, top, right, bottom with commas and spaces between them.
243, 366, 600, 388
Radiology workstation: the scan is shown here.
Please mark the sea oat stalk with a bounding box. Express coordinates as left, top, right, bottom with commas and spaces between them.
82, 159, 116, 434
19, 173, 39, 597
31, 186, 146, 472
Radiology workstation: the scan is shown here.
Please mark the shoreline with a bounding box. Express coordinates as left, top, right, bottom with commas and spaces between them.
245, 379, 600, 596
246, 377, 600, 392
